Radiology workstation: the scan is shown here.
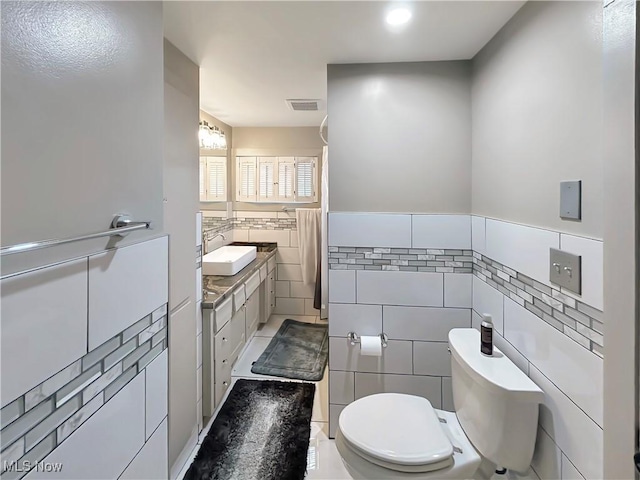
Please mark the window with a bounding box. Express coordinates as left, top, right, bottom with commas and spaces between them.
200, 156, 227, 202
236, 156, 317, 203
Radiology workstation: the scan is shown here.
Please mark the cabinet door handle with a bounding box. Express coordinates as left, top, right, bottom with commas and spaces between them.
223, 381, 228, 386
222, 359, 227, 364
222, 337, 227, 342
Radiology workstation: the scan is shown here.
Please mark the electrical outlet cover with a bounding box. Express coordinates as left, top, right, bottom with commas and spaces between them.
560, 180, 581, 220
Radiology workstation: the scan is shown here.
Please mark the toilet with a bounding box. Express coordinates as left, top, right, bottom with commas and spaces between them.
335, 328, 544, 479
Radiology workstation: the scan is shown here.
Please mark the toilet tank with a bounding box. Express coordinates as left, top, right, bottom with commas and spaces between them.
449, 329, 543, 473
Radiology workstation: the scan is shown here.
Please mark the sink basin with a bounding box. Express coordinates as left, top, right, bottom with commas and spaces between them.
203, 246, 257, 276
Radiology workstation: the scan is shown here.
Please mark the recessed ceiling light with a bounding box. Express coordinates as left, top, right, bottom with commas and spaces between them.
386, 8, 412, 26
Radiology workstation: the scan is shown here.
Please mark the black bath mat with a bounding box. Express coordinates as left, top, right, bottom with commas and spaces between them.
184, 379, 315, 480
251, 319, 329, 381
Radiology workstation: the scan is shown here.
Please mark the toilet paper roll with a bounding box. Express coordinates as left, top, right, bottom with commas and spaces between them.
360, 335, 382, 357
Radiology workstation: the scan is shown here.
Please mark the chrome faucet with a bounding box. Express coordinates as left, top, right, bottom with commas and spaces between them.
212, 233, 226, 242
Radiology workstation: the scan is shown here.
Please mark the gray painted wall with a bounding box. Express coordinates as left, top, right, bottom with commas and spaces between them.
163, 39, 199, 469
327, 62, 472, 214
602, 0, 637, 478
1, 1, 164, 275
471, 1, 603, 238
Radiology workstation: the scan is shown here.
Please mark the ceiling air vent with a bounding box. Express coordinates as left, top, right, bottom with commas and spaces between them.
286, 99, 323, 111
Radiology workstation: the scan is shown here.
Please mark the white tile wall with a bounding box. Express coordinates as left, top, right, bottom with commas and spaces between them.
231, 229, 249, 242
472, 276, 505, 335
328, 270, 356, 303
530, 365, 602, 480
328, 213, 412, 248
276, 247, 300, 264
561, 453, 586, 480
229, 217, 318, 317
411, 215, 471, 249
275, 281, 290, 298
145, 350, 168, 440
485, 219, 559, 286
531, 425, 561, 480
383, 306, 470, 341
26, 374, 145, 479
326, 213, 604, 476
441, 377, 454, 411
503, 298, 603, 427
357, 271, 443, 307
471, 216, 486, 254
354, 373, 442, 407
329, 371, 355, 405
413, 342, 451, 376
290, 281, 315, 299
328, 304, 382, 337
559, 234, 603, 310
277, 263, 303, 282
444, 273, 472, 308
120, 418, 168, 480
329, 404, 346, 438
304, 299, 319, 316
88, 237, 168, 350
493, 331, 529, 375
329, 338, 413, 374
274, 297, 305, 315
1, 258, 88, 408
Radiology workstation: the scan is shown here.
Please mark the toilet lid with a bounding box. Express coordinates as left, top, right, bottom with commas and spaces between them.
339, 393, 453, 467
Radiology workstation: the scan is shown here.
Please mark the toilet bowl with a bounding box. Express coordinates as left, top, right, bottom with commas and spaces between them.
335, 394, 481, 479
335, 329, 544, 479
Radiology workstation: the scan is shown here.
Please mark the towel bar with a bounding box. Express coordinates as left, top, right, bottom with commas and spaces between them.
1, 214, 151, 256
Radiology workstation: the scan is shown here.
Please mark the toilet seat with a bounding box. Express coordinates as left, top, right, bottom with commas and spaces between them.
338, 393, 454, 473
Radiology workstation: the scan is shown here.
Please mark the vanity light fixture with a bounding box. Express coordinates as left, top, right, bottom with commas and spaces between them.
199, 120, 227, 150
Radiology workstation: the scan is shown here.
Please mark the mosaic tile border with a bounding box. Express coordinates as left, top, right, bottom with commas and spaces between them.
326, 245, 603, 356
202, 217, 297, 241
328, 247, 474, 273
0, 304, 168, 479
472, 252, 603, 357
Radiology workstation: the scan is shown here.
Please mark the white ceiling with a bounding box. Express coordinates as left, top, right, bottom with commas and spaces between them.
164, 1, 525, 127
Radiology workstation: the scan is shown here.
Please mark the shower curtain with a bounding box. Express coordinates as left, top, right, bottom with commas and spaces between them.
296, 208, 321, 286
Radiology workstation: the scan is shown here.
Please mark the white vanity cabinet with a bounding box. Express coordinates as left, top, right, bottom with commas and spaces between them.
214, 304, 245, 406
260, 256, 276, 323
202, 251, 277, 416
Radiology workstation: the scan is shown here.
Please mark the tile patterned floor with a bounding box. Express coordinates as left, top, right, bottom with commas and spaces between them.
177, 313, 538, 480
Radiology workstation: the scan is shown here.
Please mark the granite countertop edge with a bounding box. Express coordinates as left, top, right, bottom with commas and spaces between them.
202, 248, 277, 309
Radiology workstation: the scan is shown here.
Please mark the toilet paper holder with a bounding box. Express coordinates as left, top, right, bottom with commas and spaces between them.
347, 332, 388, 348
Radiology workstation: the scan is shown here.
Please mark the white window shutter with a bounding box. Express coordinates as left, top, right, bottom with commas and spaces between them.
278, 157, 295, 201
237, 157, 257, 202
206, 157, 226, 200
257, 157, 275, 200
199, 157, 207, 201
295, 157, 316, 202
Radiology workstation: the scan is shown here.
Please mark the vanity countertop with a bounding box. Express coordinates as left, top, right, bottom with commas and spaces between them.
202, 244, 277, 309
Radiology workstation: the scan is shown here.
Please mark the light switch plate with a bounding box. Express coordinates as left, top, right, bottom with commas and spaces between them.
550, 248, 582, 294
560, 180, 581, 220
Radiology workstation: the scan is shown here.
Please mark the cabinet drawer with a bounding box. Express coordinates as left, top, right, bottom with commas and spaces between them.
215, 308, 245, 363
245, 271, 261, 297
268, 256, 276, 273
245, 291, 260, 339
214, 296, 233, 332
214, 351, 234, 386
214, 369, 232, 406
233, 286, 246, 312
259, 264, 267, 282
